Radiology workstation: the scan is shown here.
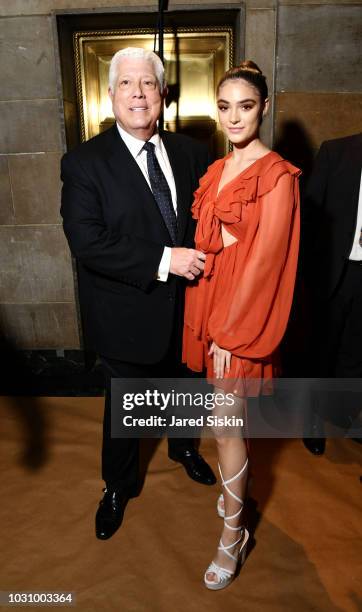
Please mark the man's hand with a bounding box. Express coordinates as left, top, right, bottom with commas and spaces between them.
170, 248, 206, 280
208, 341, 231, 379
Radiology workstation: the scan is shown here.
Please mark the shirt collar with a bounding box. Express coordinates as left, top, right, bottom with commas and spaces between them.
116, 123, 161, 159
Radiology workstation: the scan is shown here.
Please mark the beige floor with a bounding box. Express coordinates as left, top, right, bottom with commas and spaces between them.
1, 396, 361, 612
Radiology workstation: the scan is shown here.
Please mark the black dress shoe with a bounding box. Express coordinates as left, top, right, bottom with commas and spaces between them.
169, 448, 216, 485
303, 438, 326, 455
95, 489, 129, 540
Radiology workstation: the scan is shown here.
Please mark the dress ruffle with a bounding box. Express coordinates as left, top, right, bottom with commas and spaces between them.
192, 152, 300, 279
192, 152, 300, 221
258, 158, 301, 196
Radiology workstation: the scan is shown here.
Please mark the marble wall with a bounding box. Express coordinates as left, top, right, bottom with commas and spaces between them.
0, 0, 361, 348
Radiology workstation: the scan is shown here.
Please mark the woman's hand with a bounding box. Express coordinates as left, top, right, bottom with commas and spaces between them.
208, 341, 231, 379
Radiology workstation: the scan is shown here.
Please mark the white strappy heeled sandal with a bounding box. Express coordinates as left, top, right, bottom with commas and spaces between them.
204, 459, 249, 590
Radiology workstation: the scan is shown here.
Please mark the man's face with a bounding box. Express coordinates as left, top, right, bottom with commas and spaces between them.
109, 57, 164, 140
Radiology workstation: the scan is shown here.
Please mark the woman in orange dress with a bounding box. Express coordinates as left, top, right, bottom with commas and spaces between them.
182, 61, 301, 590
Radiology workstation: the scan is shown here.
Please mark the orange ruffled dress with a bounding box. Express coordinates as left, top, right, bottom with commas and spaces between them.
182, 151, 301, 396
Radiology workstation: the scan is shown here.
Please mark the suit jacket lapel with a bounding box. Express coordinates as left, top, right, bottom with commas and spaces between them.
162, 132, 192, 245
339, 137, 362, 236
106, 124, 152, 198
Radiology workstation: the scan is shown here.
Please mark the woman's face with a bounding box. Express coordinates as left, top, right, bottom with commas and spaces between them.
217, 78, 268, 146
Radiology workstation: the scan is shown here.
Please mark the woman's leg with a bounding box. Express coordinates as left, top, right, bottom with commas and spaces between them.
206, 391, 248, 585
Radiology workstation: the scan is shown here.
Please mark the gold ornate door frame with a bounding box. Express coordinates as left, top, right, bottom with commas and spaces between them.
73, 27, 233, 156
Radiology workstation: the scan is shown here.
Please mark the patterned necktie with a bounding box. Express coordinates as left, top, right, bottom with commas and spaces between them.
143, 141, 177, 245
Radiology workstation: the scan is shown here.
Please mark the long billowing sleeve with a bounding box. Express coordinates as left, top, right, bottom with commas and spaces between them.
209, 171, 300, 359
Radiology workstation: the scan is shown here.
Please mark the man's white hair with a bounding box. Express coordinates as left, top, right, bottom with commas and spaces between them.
108, 47, 165, 94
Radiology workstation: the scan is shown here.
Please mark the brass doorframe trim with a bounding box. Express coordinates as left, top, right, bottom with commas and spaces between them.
73, 26, 234, 143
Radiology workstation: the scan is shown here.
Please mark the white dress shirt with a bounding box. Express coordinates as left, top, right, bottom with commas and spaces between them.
116, 123, 177, 280
348, 169, 362, 261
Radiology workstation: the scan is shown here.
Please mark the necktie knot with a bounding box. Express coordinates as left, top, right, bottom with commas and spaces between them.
143, 141, 155, 153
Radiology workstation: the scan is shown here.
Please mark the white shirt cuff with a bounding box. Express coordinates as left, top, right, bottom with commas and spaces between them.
157, 247, 171, 282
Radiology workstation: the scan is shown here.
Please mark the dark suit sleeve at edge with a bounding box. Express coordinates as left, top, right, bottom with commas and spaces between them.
301, 141, 330, 270
60, 153, 164, 291
304, 141, 330, 209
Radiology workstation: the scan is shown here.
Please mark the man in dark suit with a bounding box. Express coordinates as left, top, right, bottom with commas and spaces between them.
303, 132, 362, 454
61, 47, 216, 539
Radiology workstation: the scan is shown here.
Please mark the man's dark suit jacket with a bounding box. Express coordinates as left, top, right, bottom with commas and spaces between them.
60, 124, 210, 363
304, 132, 362, 299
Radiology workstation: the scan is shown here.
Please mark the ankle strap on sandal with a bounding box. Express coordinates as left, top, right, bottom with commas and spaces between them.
218, 531, 243, 562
